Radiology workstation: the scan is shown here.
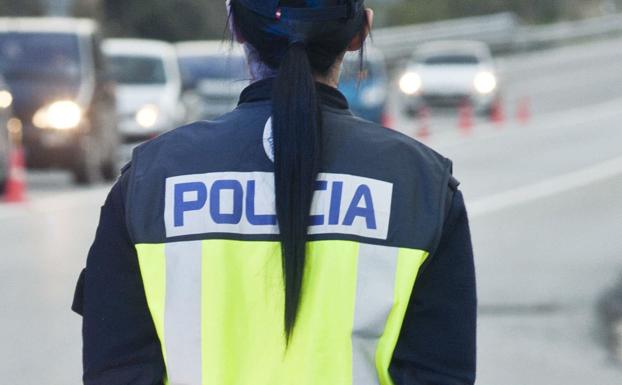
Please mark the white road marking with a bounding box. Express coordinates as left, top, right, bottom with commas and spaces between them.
468, 155, 622, 218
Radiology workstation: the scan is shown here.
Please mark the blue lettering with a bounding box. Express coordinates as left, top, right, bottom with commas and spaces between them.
309, 180, 328, 226
343, 184, 377, 229
174, 182, 207, 227
246, 180, 277, 225
329, 181, 343, 225
210, 180, 243, 224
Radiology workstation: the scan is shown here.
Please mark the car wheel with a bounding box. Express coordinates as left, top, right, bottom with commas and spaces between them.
72, 135, 101, 185
476, 103, 494, 117
0, 156, 7, 194
101, 159, 118, 182
404, 106, 420, 118
101, 146, 119, 182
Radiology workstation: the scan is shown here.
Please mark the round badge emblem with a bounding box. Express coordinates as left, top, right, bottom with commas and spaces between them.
263, 117, 274, 162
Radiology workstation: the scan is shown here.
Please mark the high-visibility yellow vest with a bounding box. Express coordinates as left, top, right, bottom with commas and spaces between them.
126, 109, 453, 385
137, 240, 427, 385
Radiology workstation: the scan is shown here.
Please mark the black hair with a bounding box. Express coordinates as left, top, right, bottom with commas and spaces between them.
230, 0, 368, 341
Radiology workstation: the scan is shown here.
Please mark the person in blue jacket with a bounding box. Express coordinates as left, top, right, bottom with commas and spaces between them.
72, 1, 477, 384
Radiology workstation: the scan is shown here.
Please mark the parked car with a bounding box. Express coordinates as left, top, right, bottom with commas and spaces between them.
0, 18, 119, 184
103, 38, 184, 165
398, 40, 500, 116
0, 75, 11, 192
176, 41, 249, 121
598, 275, 622, 363
339, 46, 389, 124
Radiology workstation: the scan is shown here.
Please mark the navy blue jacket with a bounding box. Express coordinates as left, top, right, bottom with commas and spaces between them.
73, 80, 477, 385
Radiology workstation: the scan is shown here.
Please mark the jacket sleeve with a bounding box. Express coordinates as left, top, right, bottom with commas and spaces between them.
72, 170, 166, 385
390, 188, 477, 385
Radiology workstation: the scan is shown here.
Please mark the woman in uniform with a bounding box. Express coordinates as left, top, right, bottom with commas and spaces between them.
73, 1, 477, 384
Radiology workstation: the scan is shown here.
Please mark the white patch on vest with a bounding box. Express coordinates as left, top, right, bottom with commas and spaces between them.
164, 172, 393, 240
262, 117, 274, 162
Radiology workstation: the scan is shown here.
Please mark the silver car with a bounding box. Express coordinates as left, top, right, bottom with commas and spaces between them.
176, 41, 249, 121
399, 40, 500, 115
104, 38, 185, 165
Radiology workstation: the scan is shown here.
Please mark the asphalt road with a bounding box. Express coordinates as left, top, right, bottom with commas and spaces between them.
420, 37, 622, 384
1, 37, 622, 384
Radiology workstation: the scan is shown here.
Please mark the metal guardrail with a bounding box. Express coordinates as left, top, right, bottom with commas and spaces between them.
373, 13, 520, 65
374, 12, 622, 66
515, 12, 622, 50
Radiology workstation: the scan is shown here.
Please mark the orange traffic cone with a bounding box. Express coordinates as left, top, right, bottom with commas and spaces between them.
458, 99, 474, 135
416, 106, 431, 140
490, 98, 505, 127
4, 118, 27, 203
4, 146, 27, 203
517, 97, 531, 125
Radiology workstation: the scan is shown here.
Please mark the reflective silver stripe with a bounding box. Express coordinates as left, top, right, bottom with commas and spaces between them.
164, 241, 203, 385
352, 244, 399, 385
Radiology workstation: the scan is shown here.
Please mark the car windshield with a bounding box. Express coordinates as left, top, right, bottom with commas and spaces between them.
340, 57, 385, 83
0, 32, 82, 81
109, 55, 167, 85
179, 55, 248, 84
421, 54, 480, 65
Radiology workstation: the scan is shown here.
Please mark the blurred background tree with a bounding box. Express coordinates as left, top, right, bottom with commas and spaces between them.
0, 0, 43, 16
103, 0, 228, 41
0, 0, 619, 40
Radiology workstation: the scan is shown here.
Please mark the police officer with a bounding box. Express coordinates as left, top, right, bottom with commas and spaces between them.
72, 1, 476, 384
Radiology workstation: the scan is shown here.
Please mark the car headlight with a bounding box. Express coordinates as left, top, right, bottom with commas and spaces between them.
399, 72, 422, 95
33, 100, 82, 130
361, 85, 387, 107
135, 104, 159, 129
0, 90, 13, 109
474, 71, 497, 94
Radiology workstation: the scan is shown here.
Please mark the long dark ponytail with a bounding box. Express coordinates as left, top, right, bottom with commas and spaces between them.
272, 42, 322, 340
230, 0, 368, 341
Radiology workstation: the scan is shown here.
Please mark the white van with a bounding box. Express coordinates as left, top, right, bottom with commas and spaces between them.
103, 39, 184, 162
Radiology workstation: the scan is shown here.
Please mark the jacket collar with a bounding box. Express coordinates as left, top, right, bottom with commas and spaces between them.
238, 77, 349, 110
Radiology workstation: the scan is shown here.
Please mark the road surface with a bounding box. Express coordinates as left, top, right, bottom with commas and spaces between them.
1, 37, 622, 384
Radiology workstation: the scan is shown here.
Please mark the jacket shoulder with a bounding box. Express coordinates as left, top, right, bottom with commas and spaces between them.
325, 113, 455, 182
131, 107, 270, 178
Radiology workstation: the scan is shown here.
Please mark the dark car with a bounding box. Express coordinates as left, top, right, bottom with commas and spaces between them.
598, 276, 622, 363
0, 18, 119, 184
0, 75, 11, 192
